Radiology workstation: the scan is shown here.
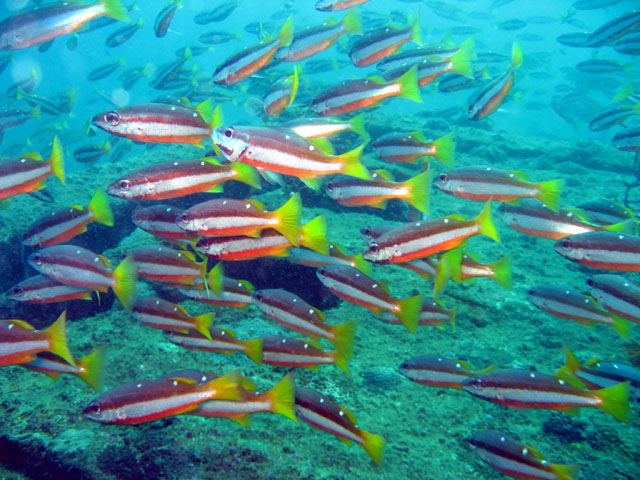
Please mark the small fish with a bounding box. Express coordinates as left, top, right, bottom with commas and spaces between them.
131, 296, 213, 339
193, 0, 238, 24
280, 114, 367, 138
316, 265, 423, 332
0, 136, 64, 201
263, 66, 299, 117
106, 157, 260, 201
73, 141, 111, 163
585, 11, 640, 47
315, 0, 370, 11
131, 204, 199, 244
614, 33, 640, 56
275, 9, 361, 62
294, 386, 384, 464
22, 347, 106, 391
325, 169, 432, 214
363, 201, 500, 265
311, 65, 422, 117
0, 311, 74, 367
106, 17, 143, 47
469, 430, 580, 480
556, 32, 590, 47
88, 57, 125, 81
498, 19, 527, 31
435, 166, 563, 212
457, 251, 512, 290
554, 231, 640, 272
23, 188, 114, 247
400, 354, 496, 389
468, 42, 523, 121
576, 59, 628, 74
462, 368, 631, 422
0, 0, 129, 51
287, 243, 372, 275
612, 126, 640, 152
371, 131, 454, 166
27, 245, 137, 310
176, 194, 302, 245
251, 289, 357, 357
527, 285, 631, 338
349, 14, 421, 67
198, 30, 240, 44
126, 244, 206, 287
150, 49, 193, 89
261, 335, 349, 373
587, 274, 640, 327
154, 0, 181, 38
376, 42, 464, 72
213, 17, 293, 85
0, 106, 41, 129
176, 265, 254, 309
82, 369, 243, 425
377, 299, 455, 329
590, 105, 640, 131
164, 327, 263, 364
5, 274, 92, 304
92, 101, 222, 146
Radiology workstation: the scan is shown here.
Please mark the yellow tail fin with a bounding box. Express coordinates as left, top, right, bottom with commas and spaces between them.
87, 188, 114, 226
274, 193, 302, 246
595, 381, 631, 423
242, 338, 263, 364
474, 200, 500, 242
112, 255, 138, 310
45, 311, 76, 367
266, 373, 297, 422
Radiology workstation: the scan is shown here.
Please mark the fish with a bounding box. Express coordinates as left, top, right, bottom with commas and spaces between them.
612, 126, 640, 152
88, 57, 125, 81
576, 59, 628, 74
73, 141, 112, 164
614, 33, 640, 56
456, 251, 512, 290
22, 188, 114, 247
198, 30, 240, 45
400, 354, 496, 390
193, 1, 238, 24
0, 136, 64, 201
469, 430, 580, 480
22, 347, 106, 391
554, 231, 640, 272
287, 243, 372, 275
261, 335, 349, 373
0, 106, 41, 129
294, 386, 385, 464
150, 49, 193, 90
131, 204, 201, 244
213, 16, 293, 85
362, 201, 500, 265
263, 66, 299, 117
311, 65, 422, 117
251, 289, 357, 357
316, 265, 423, 332
461, 368, 631, 422
131, 296, 214, 340
585, 11, 640, 47
498, 201, 635, 239
435, 166, 564, 212
527, 285, 631, 338
371, 131, 454, 166
275, 9, 361, 62
5, 274, 93, 304
556, 32, 590, 47
106, 157, 260, 201
377, 299, 456, 329
0, 311, 74, 367
164, 327, 263, 364
126, 244, 206, 287
325, 169, 432, 214
587, 274, 640, 326
498, 19, 527, 31
190, 372, 296, 426
177, 269, 255, 309
195, 215, 328, 261
211, 125, 370, 189
0, 0, 129, 51
349, 13, 421, 67
82, 369, 243, 425
105, 16, 143, 47
376, 42, 465, 72
92, 101, 222, 146
280, 114, 367, 138
154, 0, 181, 38
315, 0, 370, 10
27, 245, 138, 310
468, 42, 523, 121
176, 194, 302, 245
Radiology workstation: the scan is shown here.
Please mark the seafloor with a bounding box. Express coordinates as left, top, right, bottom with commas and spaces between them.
0, 108, 638, 480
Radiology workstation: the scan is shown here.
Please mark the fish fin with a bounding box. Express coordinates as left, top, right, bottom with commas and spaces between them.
308, 137, 335, 155
342, 8, 361, 35
111, 255, 138, 310
360, 431, 385, 465
195, 313, 215, 341
550, 464, 580, 480
230, 414, 251, 427
87, 188, 114, 226
474, 200, 500, 242
395, 65, 422, 103
11, 320, 35, 331
209, 104, 224, 131
101, 0, 130, 22
300, 176, 323, 191
372, 169, 393, 181
339, 144, 371, 180
403, 169, 433, 214
332, 348, 350, 374
233, 163, 261, 189
395, 294, 423, 333
277, 16, 294, 47
330, 320, 357, 361
48, 136, 65, 184
613, 82, 634, 103
409, 10, 421, 46
602, 218, 637, 234
300, 216, 329, 254
610, 314, 632, 339
207, 369, 243, 401
432, 132, 455, 166
31, 105, 41, 120
242, 338, 263, 365
266, 373, 297, 422
511, 41, 523, 69
489, 254, 512, 289
595, 381, 631, 423
433, 256, 451, 299
352, 254, 372, 275
76, 346, 107, 391
449, 38, 475, 78
559, 345, 581, 376
274, 193, 302, 246
45, 311, 76, 367
442, 248, 463, 283
535, 178, 564, 212
195, 98, 214, 124
289, 65, 299, 105
207, 262, 224, 297
348, 113, 368, 138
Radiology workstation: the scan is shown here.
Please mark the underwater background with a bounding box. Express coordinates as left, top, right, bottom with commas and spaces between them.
0, 0, 638, 479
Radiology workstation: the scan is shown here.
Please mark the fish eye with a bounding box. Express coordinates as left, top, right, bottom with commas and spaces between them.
561, 239, 572, 250
326, 183, 334, 192
361, 226, 372, 237
11, 286, 23, 296
438, 173, 447, 183
368, 243, 380, 254
105, 112, 120, 126
177, 213, 190, 224
119, 179, 131, 190
31, 254, 42, 265
88, 402, 101, 413
586, 278, 594, 287
224, 127, 234, 138
317, 267, 326, 278
471, 378, 484, 388
253, 292, 263, 301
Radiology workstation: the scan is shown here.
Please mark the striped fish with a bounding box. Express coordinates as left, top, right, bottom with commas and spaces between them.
371, 131, 454, 165
612, 125, 640, 151
261, 335, 349, 373
126, 244, 206, 286
377, 299, 456, 329
131, 296, 214, 339
400, 354, 496, 390
5, 274, 92, 304
280, 114, 367, 139
163, 327, 263, 364
554, 231, 640, 272
587, 274, 640, 326
315, 0, 370, 11
22, 347, 106, 391
585, 11, 640, 47
349, 14, 420, 67
131, 204, 199, 244
263, 66, 299, 117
